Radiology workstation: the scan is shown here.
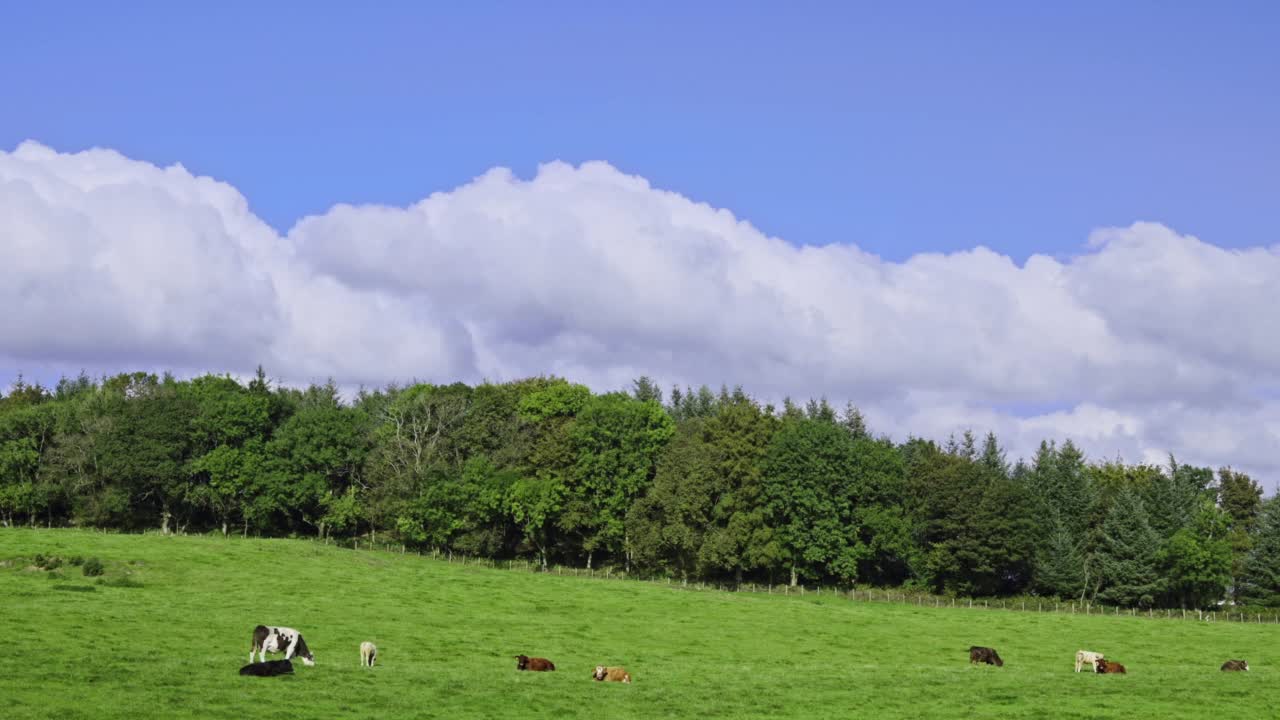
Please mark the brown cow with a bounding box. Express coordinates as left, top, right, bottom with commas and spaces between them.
969, 646, 1004, 667
515, 654, 555, 671
593, 665, 632, 683
1221, 659, 1249, 672
1095, 659, 1126, 674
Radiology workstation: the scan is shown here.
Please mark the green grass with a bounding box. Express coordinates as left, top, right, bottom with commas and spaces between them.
0, 530, 1273, 719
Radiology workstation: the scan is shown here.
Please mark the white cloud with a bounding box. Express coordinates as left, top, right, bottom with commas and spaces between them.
2, 141, 1278, 487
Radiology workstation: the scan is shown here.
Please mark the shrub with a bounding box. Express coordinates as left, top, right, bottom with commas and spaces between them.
35, 554, 63, 570
82, 558, 105, 577
69, 555, 85, 566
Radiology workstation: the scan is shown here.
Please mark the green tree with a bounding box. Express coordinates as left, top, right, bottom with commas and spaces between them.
1217, 467, 1263, 600
763, 419, 868, 586
1035, 521, 1086, 599
563, 393, 674, 569
1240, 498, 1280, 607
1094, 487, 1162, 607
1159, 499, 1232, 608
263, 392, 368, 538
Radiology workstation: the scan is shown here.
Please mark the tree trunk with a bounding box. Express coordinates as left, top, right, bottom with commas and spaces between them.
222, 520, 229, 537
161, 507, 171, 535
790, 565, 798, 587
735, 566, 743, 588
586, 550, 593, 570
243, 519, 249, 537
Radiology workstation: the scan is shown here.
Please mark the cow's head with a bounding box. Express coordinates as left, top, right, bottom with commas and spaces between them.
993, 655, 1004, 667
1244, 661, 1250, 671
592, 665, 606, 681
515, 655, 530, 670
300, 652, 315, 667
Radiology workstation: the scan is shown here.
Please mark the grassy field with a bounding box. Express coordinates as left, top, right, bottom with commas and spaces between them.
0, 529, 1274, 719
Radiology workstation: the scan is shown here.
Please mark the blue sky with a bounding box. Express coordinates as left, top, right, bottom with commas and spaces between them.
4, 2, 1280, 484
3, 1, 1276, 261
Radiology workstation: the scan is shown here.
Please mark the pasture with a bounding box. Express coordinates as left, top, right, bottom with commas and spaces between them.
0, 529, 1273, 719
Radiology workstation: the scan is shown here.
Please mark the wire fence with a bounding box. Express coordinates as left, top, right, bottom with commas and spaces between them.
339, 538, 1280, 626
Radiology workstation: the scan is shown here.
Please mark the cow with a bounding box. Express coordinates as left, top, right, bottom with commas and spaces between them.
593, 665, 632, 683
1075, 650, 1104, 673
515, 654, 555, 671
1095, 659, 1126, 674
239, 659, 295, 677
250, 625, 315, 666
969, 646, 1004, 666
1221, 659, 1249, 672
361, 642, 377, 668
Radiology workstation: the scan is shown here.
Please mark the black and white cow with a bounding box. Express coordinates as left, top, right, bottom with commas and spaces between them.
250, 625, 315, 666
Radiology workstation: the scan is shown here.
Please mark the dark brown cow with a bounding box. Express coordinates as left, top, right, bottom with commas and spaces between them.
1095, 659, 1127, 674
1221, 659, 1249, 672
969, 646, 1004, 667
515, 654, 555, 671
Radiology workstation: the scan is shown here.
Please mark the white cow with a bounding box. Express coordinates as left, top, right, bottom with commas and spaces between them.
251, 625, 315, 666
360, 641, 377, 668
1075, 650, 1104, 673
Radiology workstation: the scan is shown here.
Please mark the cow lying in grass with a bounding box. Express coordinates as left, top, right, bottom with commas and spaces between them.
593, 665, 632, 683
515, 655, 555, 671
1095, 659, 1126, 674
361, 642, 377, 668
969, 646, 1003, 666
1221, 659, 1249, 672
251, 625, 315, 666
239, 659, 294, 677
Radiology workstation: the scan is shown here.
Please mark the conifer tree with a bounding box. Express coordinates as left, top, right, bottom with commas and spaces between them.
1095, 487, 1163, 607
1240, 499, 1280, 607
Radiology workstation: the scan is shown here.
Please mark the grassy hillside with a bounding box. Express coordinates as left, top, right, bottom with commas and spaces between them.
0, 530, 1273, 719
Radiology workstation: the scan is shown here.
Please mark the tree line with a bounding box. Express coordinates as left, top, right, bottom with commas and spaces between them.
1, 369, 1276, 610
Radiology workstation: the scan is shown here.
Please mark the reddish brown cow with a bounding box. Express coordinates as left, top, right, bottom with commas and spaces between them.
1095, 659, 1127, 674
1221, 660, 1249, 672
515, 654, 555, 671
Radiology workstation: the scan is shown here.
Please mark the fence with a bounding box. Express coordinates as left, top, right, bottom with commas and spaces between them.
341, 538, 1280, 626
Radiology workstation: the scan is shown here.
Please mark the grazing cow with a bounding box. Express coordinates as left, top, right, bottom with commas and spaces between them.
1221, 659, 1249, 672
515, 654, 555, 671
1075, 650, 1104, 673
360, 642, 377, 668
239, 659, 295, 677
250, 625, 315, 666
969, 646, 1004, 666
593, 665, 632, 683
1095, 659, 1126, 674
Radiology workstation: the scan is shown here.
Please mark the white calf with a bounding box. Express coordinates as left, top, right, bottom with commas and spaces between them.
360, 641, 377, 668
1075, 650, 1104, 673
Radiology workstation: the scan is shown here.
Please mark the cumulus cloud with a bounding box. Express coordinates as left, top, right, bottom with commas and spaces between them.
2, 141, 1277, 486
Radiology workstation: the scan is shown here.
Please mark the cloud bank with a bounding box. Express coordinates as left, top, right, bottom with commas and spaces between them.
2, 142, 1277, 486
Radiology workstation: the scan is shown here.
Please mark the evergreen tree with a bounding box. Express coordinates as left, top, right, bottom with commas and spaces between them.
1035, 521, 1086, 599
840, 402, 868, 440
1240, 498, 1280, 607
1095, 487, 1163, 607
979, 431, 1008, 479
1217, 467, 1262, 600
959, 430, 977, 461
630, 376, 663, 405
